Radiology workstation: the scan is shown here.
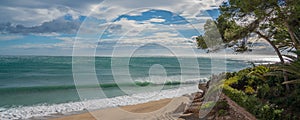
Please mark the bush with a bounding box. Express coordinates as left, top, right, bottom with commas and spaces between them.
218, 109, 228, 116
257, 84, 270, 99
259, 104, 284, 120
200, 101, 216, 110
216, 100, 229, 110
245, 85, 255, 94
223, 85, 291, 120
222, 64, 300, 119
215, 100, 230, 116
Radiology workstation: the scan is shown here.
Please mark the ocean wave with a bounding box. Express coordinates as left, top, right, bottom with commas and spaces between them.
0, 77, 208, 93
0, 86, 199, 120
133, 76, 208, 85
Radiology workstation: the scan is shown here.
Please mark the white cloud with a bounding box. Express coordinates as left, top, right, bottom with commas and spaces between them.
104, 18, 158, 37
33, 32, 61, 37
56, 37, 75, 42
0, 35, 23, 41
0, 18, 81, 34
0, 0, 100, 26
88, 0, 222, 23
126, 9, 150, 16
12, 43, 55, 49
1, 0, 224, 55
148, 18, 166, 23
101, 29, 196, 49
2, 6, 80, 26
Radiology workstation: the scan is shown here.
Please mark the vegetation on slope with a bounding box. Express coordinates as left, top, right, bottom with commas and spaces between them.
223, 60, 300, 119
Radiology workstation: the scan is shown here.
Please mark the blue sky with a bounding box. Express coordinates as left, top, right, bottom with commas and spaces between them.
0, 0, 273, 56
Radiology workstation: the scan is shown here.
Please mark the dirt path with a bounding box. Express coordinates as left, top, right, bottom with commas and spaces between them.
179, 93, 257, 120
223, 94, 257, 120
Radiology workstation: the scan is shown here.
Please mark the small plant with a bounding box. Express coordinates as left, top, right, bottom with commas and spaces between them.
200, 101, 216, 110
216, 101, 229, 110
218, 109, 228, 116
216, 100, 229, 116
245, 85, 255, 94
257, 84, 270, 99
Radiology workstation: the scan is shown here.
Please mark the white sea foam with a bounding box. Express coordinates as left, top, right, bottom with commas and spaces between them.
134, 76, 208, 85
0, 86, 199, 120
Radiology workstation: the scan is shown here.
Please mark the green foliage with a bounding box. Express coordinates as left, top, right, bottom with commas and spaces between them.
245, 85, 255, 95
215, 100, 230, 116
264, 51, 300, 87
201, 1, 300, 117
200, 101, 216, 110
196, 36, 207, 49
222, 64, 300, 119
223, 22, 245, 41
224, 76, 239, 86
223, 65, 274, 94
217, 109, 228, 116
277, 50, 300, 85
248, 65, 270, 81
196, 20, 223, 52
223, 85, 295, 119
259, 104, 284, 120
215, 0, 300, 59
225, 72, 236, 79
257, 84, 270, 99
216, 100, 229, 110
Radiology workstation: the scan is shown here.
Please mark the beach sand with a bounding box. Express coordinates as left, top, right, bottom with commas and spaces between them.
52, 96, 192, 120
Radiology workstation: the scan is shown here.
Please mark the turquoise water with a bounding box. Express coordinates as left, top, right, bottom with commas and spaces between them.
0, 56, 250, 111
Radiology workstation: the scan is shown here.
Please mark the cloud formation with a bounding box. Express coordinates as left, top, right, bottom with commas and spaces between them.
0, 34, 23, 41
0, 0, 103, 26
0, 19, 81, 34
0, 0, 225, 55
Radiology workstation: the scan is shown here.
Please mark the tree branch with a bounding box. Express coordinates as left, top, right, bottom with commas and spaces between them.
255, 31, 284, 63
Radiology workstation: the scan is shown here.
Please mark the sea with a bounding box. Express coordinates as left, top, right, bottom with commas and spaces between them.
0, 56, 253, 119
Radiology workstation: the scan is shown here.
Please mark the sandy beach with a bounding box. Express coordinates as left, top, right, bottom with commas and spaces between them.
52, 96, 192, 120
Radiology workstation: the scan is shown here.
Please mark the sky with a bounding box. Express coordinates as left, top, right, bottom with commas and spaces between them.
0, 0, 276, 56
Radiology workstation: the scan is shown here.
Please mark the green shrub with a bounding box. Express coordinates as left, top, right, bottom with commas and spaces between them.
200, 101, 216, 110
257, 84, 270, 99
218, 109, 228, 116
259, 104, 284, 120
222, 64, 300, 119
215, 100, 230, 116
216, 100, 229, 110
245, 85, 255, 94
224, 76, 239, 86
223, 85, 289, 120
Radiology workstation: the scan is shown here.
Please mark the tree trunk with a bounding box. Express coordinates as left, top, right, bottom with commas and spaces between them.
282, 0, 300, 50
255, 31, 284, 62
255, 31, 290, 91
284, 21, 300, 50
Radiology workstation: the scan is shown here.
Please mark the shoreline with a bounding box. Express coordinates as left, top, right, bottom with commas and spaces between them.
0, 86, 199, 119
50, 96, 193, 120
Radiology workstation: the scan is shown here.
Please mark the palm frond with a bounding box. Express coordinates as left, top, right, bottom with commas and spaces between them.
264, 71, 283, 77
283, 54, 297, 62
282, 79, 300, 84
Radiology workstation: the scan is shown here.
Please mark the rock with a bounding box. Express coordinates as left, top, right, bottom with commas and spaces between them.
193, 98, 201, 103
190, 102, 202, 106
184, 106, 200, 114
194, 92, 203, 99
198, 83, 207, 91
